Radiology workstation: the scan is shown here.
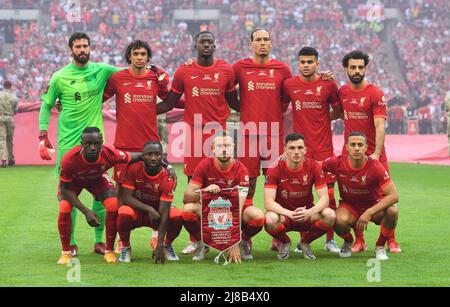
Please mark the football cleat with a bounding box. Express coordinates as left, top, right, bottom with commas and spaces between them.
277, 241, 291, 260
70, 244, 78, 257
163, 244, 179, 261
300, 243, 316, 260
104, 251, 118, 263
339, 242, 353, 258
119, 246, 132, 263
240, 240, 253, 260
375, 246, 389, 260
324, 239, 341, 253
351, 240, 367, 253
192, 241, 206, 261
387, 240, 402, 253
93, 242, 106, 255
182, 241, 197, 255
57, 251, 73, 265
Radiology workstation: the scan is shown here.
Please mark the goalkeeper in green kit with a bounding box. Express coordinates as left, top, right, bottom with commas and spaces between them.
39, 32, 123, 256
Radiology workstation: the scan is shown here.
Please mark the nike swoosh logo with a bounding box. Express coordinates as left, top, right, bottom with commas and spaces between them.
208, 177, 216, 180
247, 71, 255, 75
191, 76, 199, 79
343, 99, 349, 102
281, 179, 289, 183
294, 90, 301, 93
123, 82, 132, 86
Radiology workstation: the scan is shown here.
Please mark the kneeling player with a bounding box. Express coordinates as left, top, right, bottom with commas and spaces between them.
322, 132, 399, 260
183, 131, 253, 263
57, 127, 141, 264
117, 141, 182, 264
264, 133, 335, 260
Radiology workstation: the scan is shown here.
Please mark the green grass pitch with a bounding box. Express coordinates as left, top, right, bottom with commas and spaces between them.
1, 163, 449, 286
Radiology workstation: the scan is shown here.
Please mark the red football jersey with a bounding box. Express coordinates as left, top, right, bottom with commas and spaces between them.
121, 162, 174, 211
60, 145, 130, 182
233, 58, 292, 135
338, 83, 387, 159
171, 60, 235, 126
190, 157, 249, 190
265, 158, 326, 211
283, 76, 339, 155
322, 155, 392, 208
104, 68, 169, 151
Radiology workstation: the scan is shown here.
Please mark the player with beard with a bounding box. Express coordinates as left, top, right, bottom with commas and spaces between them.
337, 50, 401, 254
39, 32, 123, 257
156, 31, 240, 255
282, 47, 341, 254
182, 131, 249, 263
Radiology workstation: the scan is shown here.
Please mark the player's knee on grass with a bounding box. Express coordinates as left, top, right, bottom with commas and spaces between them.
59, 200, 72, 213
264, 211, 281, 231
334, 208, 353, 231
183, 202, 200, 216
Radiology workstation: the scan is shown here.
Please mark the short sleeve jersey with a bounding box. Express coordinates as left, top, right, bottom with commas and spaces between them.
338, 83, 387, 158
60, 145, 130, 182
233, 58, 292, 135
265, 158, 326, 210
104, 68, 169, 150
171, 60, 235, 126
283, 76, 339, 155
122, 162, 174, 211
322, 155, 392, 208
190, 157, 249, 190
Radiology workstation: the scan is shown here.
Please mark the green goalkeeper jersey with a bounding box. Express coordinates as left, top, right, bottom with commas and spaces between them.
39, 61, 122, 151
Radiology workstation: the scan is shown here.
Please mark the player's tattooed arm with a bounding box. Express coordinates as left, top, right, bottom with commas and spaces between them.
156, 91, 182, 114
225, 90, 240, 112
60, 182, 100, 227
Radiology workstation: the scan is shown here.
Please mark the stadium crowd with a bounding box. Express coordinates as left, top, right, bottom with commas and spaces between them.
0, 0, 447, 134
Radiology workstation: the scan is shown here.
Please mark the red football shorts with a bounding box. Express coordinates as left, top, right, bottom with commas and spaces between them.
58, 173, 115, 198
238, 133, 284, 178
338, 201, 375, 221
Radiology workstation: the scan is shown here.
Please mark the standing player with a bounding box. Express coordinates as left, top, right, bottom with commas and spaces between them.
183, 131, 253, 262
338, 50, 400, 253
39, 32, 123, 256
56, 127, 141, 264
103, 40, 171, 251
322, 132, 399, 260
117, 141, 182, 264
282, 47, 341, 253
264, 133, 335, 260
156, 31, 240, 254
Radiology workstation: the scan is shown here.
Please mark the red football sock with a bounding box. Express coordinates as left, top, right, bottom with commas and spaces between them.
326, 187, 336, 241
117, 210, 133, 248
182, 212, 201, 242
376, 225, 394, 247
338, 231, 354, 244
353, 226, 365, 242
242, 217, 265, 241
389, 228, 396, 241
302, 220, 332, 244
265, 223, 290, 244
165, 210, 183, 245
58, 200, 72, 252
104, 198, 118, 251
